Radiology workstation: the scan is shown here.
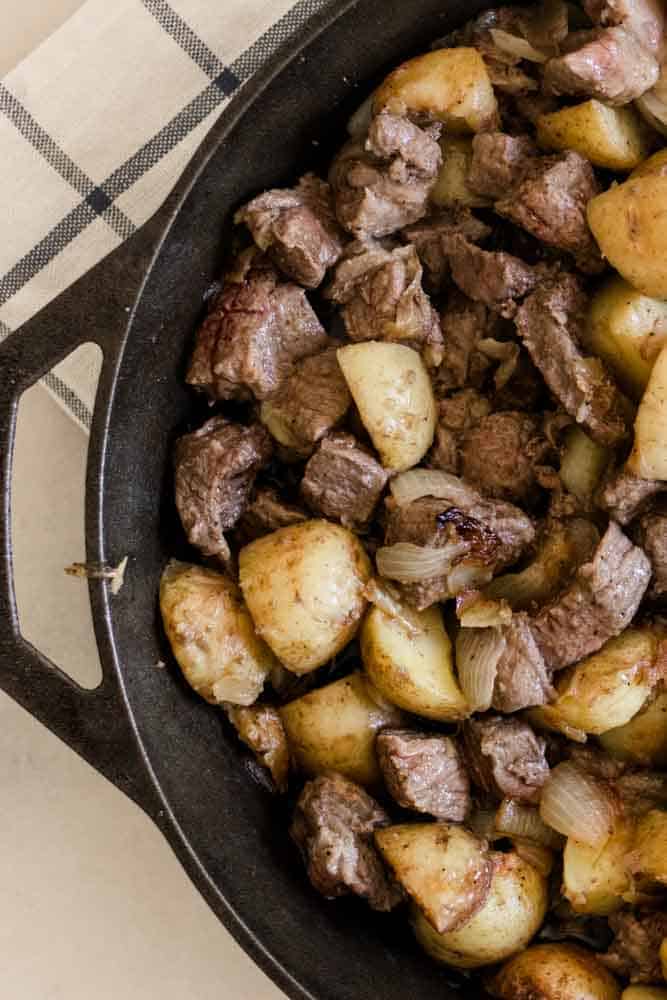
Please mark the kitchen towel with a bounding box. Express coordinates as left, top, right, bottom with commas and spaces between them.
0, 0, 333, 431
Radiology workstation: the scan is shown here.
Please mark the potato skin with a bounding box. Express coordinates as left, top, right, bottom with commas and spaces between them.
239, 519, 371, 674
412, 852, 548, 969
489, 942, 621, 1000
633, 809, 667, 886
373, 47, 497, 132
279, 671, 403, 786
537, 101, 652, 171
159, 561, 276, 707
563, 819, 634, 915
337, 342, 436, 472
361, 603, 468, 721
628, 343, 667, 480
600, 689, 667, 766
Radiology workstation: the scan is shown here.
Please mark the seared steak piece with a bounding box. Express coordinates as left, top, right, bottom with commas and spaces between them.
446, 234, 546, 318
301, 432, 388, 532
493, 613, 555, 712
468, 132, 538, 200
187, 250, 329, 401
235, 174, 344, 288
226, 704, 290, 792
236, 488, 307, 543
495, 152, 601, 272
597, 466, 665, 525
543, 26, 659, 105
329, 112, 442, 239
463, 716, 550, 803
377, 730, 471, 821
461, 411, 551, 503
428, 389, 492, 474
174, 417, 272, 559
260, 346, 351, 453
637, 510, 667, 597
403, 209, 492, 291
601, 910, 667, 983
515, 275, 633, 448
290, 773, 401, 911
325, 241, 443, 366
434, 292, 500, 394
584, 0, 665, 55
532, 521, 652, 670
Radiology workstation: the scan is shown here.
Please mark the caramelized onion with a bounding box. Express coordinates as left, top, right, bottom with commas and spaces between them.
376, 542, 468, 583
456, 627, 505, 713
495, 799, 563, 849
539, 763, 615, 847
364, 578, 421, 636
489, 28, 548, 62
390, 469, 473, 508
457, 592, 512, 628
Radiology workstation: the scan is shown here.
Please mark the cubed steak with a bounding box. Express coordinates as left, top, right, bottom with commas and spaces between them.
597, 466, 666, 525
403, 209, 492, 291
461, 411, 551, 504
601, 910, 667, 983
637, 510, 667, 598
543, 27, 659, 105
301, 432, 388, 532
377, 729, 471, 821
463, 716, 550, 804
468, 132, 538, 200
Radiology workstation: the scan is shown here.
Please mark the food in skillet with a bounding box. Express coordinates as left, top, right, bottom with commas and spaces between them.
160, 0, 667, 990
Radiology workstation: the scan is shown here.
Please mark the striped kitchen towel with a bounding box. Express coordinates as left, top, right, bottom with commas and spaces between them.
0, 0, 333, 431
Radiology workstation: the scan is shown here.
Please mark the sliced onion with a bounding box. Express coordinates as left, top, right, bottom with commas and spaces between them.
376, 542, 468, 583
455, 627, 505, 713
511, 838, 555, 877
539, 763, 615, 848
477, 338, 520, 390
364, 578, 421, 636
390, 469, 474, 508
347, 92, 375, 138
495, 799, 563, 849
447, 561, 493, 596
457, 592, 512, 628
636, 87, 667, 138
490, 28, 548, 62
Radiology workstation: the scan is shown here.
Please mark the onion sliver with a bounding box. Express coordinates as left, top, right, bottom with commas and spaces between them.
539, 763, 615, 848
456, 627, 505, 713
376, 542, 468, 583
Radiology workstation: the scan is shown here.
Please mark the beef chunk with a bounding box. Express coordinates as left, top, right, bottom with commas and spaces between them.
226, 704, 290, 792
260, 346, 351, 453
377, 729, 471, 821
428, 389, 492, 474
495, 152, 602, 272
492, 613, 555, 711
290, 773, 401, 911
403, 209, 492, 291
236, 488, 307, 543
543, 26, 659, 105
468, 132, 538, 200
434, 293, 500, 394
235, 174, 344, 289
174, 417, 272, 559
301, 432, 388, 531
597, 466, 666, 525
325, 241, 443, 366
463, 716, 550, 803
637, 510, 667, 597
515, 275, 633, 448
461, 411, 551, 503
187, 250, 329, 401
532, 521, 652, 670
446, 234, 546, 318
584, 0, 665, 55
601, 910, 667, 983
329, 112, 442, 239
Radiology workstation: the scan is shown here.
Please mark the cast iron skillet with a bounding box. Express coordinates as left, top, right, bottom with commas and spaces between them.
0, 1, 497, 996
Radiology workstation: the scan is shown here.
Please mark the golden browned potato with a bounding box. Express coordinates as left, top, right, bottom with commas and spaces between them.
622, 987, 667, 999
586, 277, 667, 399
373, 48, 497, 132
627, 343, 667, 480
412, 851, 548, 969
630, 148, 667, 178
279, 671, 403, 787
239, 519, 371, 674
488, 943, 621, 1000
360, 602, 468, 721
600, 689, 667, 766
633, 809, 667, 886
587, 176, 667, 299
337, 342, 436, 471
537, 101, 652, 171
159, 561, 276, 706
431, 135, 489, 208
563, 818, 634, 915
559, 427, 611, 501
375, 823, 492, 933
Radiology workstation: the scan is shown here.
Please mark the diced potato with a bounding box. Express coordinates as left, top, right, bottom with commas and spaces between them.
159, 561, 276, 706
375, 823, 492, 933
560, 427, 611, 500
239, 519, 371, 674
537, 101, 652, 171
632, 809, 667, 886
489, 943, 622, 1000
628, 343, 667, 480
360, 602, 468, 721
587, 176, 667, 299
279, 671, 402, 787
431, 135, 489, 208
600, 689, 667, 766
630, 147, 667, 179
337, 342, 436, 472
530, 628, 662, 737
622, 987, 667, 999
373, 47, 497, 132
563, 819, 634, 915
586, 277, 667, 399
412, 851, 548, 969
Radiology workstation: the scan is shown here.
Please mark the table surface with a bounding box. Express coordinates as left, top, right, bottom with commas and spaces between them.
3, 3, 286, 997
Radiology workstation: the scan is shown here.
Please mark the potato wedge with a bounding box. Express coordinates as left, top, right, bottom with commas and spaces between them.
627, 343, 667, 480
537, 101, 652, 171
586, 277, 667, 399
239, 519, 371, 674
361, 602, 468, 721
159, 561, 276, 706
373, 48, 497, 132
337, 342, 436, 472
600, 689, 667, 767
279, 671, 402, 787
431, 135, 489, 208
375, 823, 493, 933
489, 943, 622, 1000
412, 851, 548, 969
632, 809, 667, 886
587, 176, 667, 299
563, 819, 635, 915
560, 427, 612, 501
630, 147, 667, 179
